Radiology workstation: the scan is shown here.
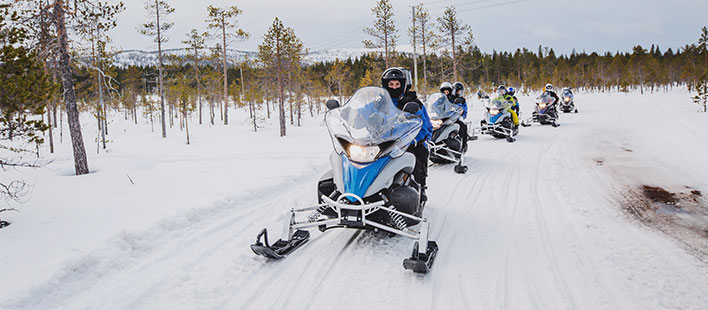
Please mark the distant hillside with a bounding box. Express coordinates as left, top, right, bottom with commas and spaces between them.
111, 47, 400, 68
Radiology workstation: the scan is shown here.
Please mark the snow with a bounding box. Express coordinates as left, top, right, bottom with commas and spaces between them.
2, 88, 708, 309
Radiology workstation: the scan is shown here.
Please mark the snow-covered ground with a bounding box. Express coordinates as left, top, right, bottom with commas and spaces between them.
2, 88, 708, 309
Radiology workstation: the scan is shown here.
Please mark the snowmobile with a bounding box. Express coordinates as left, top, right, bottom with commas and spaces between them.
559, 88, 577, 113
480, 96, 517, 142
425, 93, 468, 174
522, 93, 560, 127
250, 87, 438, 274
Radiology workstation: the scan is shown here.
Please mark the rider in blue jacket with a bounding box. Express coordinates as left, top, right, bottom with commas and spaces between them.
382, 67, 432, 201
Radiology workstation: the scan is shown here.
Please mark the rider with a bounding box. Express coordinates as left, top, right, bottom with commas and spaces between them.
440, 82, 454, 102
495, 85, 519, 130
507, 86, 520, 116
451, 82, 470, 149
382, 67, 433, 202
543, 83, 560, 105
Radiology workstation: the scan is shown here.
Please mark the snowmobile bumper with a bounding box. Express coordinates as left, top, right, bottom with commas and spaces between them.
428, 141, 464, 163
480, 123, 514, 138
251, 193, 438, 273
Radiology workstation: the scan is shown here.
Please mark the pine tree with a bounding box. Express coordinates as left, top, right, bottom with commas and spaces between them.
0, 4, 55, 209
693, 26, 708, 112
363, 0, 397, 68
138, 0, 174, 138
326, 59, 351, 104
258, 18, 305, 137
409, 4, 438, 97
182, 29, 208, 125
437, 6, 470, 81
42, 0, 120, 174
206, 6, 249, 126
75, 2, 123, 151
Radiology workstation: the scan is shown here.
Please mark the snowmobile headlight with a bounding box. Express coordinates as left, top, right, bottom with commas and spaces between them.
348, 144, 380, 163
431, 119, 443, 129
489, 108, 500, 116
564, 97, 570, 102
538, 103, 547, 109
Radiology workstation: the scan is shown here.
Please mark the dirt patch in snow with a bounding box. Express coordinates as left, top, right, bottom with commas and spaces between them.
622, 185, 708, 258
642, 185, 678, 205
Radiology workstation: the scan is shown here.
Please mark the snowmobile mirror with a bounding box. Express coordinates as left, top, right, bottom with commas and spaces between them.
454, 98, 464, 104
403, 102, 419, 113
326, 99, 340, 110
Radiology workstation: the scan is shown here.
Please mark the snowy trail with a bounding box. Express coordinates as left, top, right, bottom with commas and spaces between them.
4, 90, 708, 309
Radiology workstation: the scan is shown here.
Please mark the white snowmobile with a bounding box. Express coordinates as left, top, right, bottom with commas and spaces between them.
480, 96, 518, 142
559, 88, 577, 113
426, 93, 468, 174
522, 92, 560, 127
251, 87, 438, 274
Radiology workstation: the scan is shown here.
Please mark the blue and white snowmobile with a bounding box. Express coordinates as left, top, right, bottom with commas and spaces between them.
480, 96, 517, 142
559, 88, 577, 113
523, 92, 560, 127
426, 93, 468, 174
251, 87, 438, 274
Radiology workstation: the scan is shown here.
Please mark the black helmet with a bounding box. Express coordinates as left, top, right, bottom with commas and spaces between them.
381, 67, 411, 99
452, 82, 465, 97
497, 85, 507, 96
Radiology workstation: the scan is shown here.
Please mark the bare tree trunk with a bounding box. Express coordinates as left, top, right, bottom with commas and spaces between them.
132, 96, 137, 124
277, 38, 286, 137
43, 66, 55, 153
422, 19, 428, 98
384, 29, 388, 68
452, 31, 457, 80
184, 102, 190, 144
196, 47, 202, 125
288, 71, 293, 125
156, 0, 167, 138
308, 95, 313, 117
209, 98, 215, 125
222, 17, 229, 125
54, 0, 89, 175
250, 101, 256, 132
47, 107, 54, 153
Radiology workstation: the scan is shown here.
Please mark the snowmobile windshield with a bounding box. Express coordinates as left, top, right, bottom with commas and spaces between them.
325, 87, 423, 149
561, 89, 573, 99
536, 93, 555, 104
487, 96, 511, 110
425, 93, 463, 120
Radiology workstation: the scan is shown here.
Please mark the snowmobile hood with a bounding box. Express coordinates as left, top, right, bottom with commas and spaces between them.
341, 154, 391, 201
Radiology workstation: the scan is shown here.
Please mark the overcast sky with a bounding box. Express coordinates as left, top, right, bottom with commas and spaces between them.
108, 0, 708, 55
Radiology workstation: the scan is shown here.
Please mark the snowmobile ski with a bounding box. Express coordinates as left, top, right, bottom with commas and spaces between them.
403, 241, 439, 274
250, 228, 310, 259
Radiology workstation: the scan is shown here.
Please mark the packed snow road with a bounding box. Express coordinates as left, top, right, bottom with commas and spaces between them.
3, 90, 708, 309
